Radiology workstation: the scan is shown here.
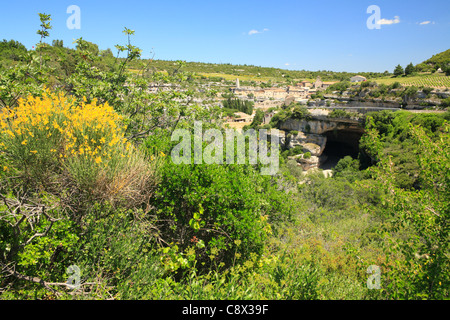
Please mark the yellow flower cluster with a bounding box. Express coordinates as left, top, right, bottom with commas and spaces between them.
0, 90, 129, 168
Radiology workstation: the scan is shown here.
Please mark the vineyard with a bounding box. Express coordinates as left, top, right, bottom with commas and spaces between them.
375, 73, 450, 89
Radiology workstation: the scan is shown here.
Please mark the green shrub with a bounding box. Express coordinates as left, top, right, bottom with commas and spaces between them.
328, 109, 353, 119
71, 208, 164, 299
333, 156, 363, 182
269, 109, 291, 128
367, 124, 450, 299
291, 105, 312, 120
441, 97, 450, 108
151, 162, 281, 273
389, 82, 402, 90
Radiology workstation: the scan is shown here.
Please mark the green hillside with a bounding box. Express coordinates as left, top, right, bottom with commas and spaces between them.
416, 48, 450, 73
129, 58, 389, 84
0, 39, 388, 86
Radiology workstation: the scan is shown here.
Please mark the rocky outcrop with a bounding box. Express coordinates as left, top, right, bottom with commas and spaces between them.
286, 132, 326, 156
281, 117, 365, 171
287, 154, 323, 171
280, 117, 364, 135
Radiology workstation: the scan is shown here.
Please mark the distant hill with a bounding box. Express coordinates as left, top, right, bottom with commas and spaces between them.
416, 49, 450, 73
132, 59, 388, 83
0, 37, 388, 83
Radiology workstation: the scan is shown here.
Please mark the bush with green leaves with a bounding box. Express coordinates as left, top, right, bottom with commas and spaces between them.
328, 109, 358, 119
326, 81, 350, 93
269, 109, 291, 128
291, 105, 312, 120
365, 123, 450, 299
150, 158, 293, 273
360, 110, 447, 188
332, 156, 363, 182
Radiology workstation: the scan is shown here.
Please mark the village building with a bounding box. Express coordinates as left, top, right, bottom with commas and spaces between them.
350, 75, 367, 82
313, 77, 323, 89
229, 112, 254, 123
287, 85, 309, 98
298, 81, 313, 88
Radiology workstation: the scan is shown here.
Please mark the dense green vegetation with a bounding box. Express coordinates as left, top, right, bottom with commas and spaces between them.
221, 95, 254, 115
415, 48, 450, 74
0, 13, 449, 301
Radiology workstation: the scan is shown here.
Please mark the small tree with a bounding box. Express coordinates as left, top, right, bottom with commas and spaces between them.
394, 64, 404, 77
249, 109, 264, 128
443, 63, 450, 76
291, 105, 311, 120
405, 63, 415, 76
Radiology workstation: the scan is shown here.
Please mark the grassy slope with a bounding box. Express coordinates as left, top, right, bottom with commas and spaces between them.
416, 48, 450, 72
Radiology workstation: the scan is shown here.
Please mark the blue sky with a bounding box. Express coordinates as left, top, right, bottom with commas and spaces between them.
1, 0, 449, 73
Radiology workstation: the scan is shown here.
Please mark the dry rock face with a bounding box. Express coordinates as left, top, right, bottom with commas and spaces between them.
287, 154, 322, 171
287, 132, 326, 156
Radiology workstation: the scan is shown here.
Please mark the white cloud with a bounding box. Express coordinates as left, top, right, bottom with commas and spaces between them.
419, 21, 435, 25
377, 16, 400, 25
248, 28, 269, 35
285, 63, 290, 66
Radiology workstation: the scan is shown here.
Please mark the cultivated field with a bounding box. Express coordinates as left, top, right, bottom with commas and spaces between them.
375, 73, 450, 89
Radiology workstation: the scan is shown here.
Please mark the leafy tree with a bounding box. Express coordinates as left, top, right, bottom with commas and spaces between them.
393, 64, 404, 77
222, 98, 254, 115
0, 40, 27, 64
326, 81, 350, 94
389, 82, 402, 90
403, 86, 418, 99
404, 62, 415, 76
52, 39, 64, 48
36, 13, 52, 43
443, 63, 450, 76
249, 109, 264, 128
291, 105, 311, 120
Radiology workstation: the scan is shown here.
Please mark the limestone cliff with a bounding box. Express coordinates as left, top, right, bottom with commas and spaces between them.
279, 117, 365, 171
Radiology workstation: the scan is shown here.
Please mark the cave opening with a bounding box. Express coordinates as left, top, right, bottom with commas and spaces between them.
319, 130, 363, 170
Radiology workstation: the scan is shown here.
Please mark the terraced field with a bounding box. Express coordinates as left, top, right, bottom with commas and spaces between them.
375, 73, 450, 89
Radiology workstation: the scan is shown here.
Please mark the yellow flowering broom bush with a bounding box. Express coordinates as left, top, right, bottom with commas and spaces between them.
0, 90, 159, 208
